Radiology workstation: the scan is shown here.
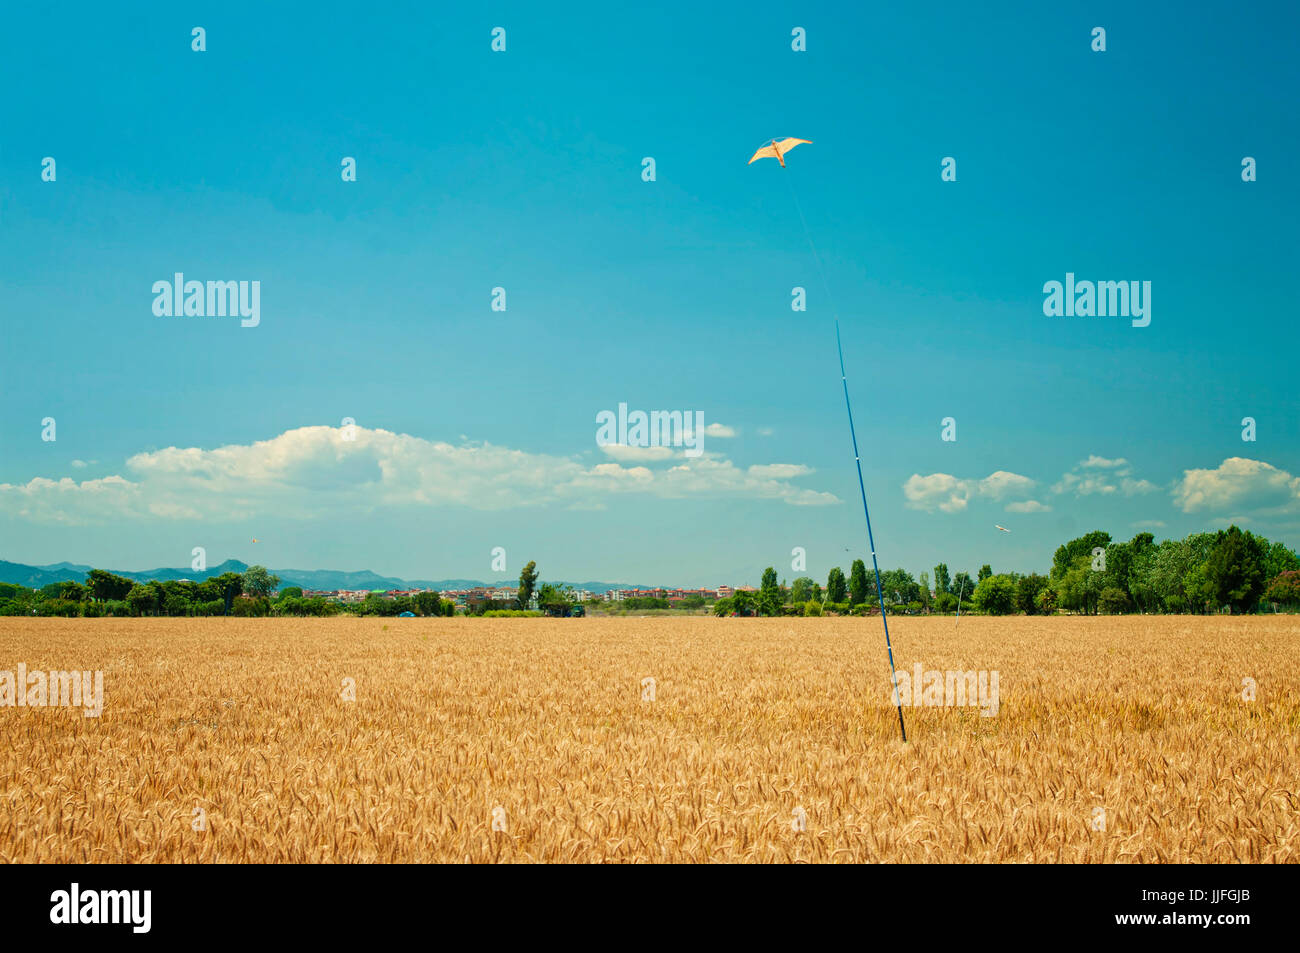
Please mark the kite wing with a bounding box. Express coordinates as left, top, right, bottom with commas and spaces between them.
995, 525, 1011, 534
748, 137, 813, 166
775, 137, 812, 155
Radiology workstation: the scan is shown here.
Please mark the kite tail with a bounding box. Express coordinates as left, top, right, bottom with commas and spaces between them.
786, 167, 907, 744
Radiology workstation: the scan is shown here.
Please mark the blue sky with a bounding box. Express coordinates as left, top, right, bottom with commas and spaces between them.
2, 1, 1297, 585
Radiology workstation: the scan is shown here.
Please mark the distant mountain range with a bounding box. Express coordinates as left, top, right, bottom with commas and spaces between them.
0, 559, 653, 594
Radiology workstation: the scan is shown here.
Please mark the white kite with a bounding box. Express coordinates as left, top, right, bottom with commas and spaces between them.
995, 525, 1011, 533
747, 137, 812, 168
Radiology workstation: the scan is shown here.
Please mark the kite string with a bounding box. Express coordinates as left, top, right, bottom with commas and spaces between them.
783, 169, 842, 319
783, 166, 907, 744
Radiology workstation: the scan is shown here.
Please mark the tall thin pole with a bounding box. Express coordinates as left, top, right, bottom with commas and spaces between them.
835, 322, 908, 743
955, 578, 966, 628
781, 159, 907, 743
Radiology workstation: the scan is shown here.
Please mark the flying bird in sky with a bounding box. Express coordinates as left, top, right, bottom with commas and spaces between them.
747, 137, 812, 167
995, 525, 1011, 534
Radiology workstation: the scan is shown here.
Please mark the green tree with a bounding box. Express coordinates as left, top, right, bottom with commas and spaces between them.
848, 559, 869, 606
731, 590, 755, 616
1098, 587, 1132, 614
973, 574, 1016, 615
1054, 558, 1102, 614
278, 586, 304, 601
146, 580, 166, 614
414, 591, 441, 616
826, 567, 847, 603
758, 567, 782, 616
1036, 587, 1058, 614
978, 564, 992, 583
918, 572, 932, 610
1051, 531, 1112, 580
537, 582, 568, 613
789, 577, 815, 604
1263, 570, 1300, 606
1204, 525, 1268, 613
1127, 538, 1160, 612
242, 565, 280, 599
881, 568, 920, 604
517, 561, 539, 610
125, 584, 156, 617
87, 569, 134, 603
211, 572, 245, 614
1264, 541, 1300, 580
952, 572, 974, 603
1014, 573, 1048, 614
933, 563, 951, 596
1150, 533, 1217, 613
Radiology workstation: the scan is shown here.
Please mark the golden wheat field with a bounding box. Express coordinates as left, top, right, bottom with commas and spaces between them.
0, 615, 1296, 863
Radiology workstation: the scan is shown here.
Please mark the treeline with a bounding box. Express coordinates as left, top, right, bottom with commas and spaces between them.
716, 526, 1299, 617
0, 566, 457, 618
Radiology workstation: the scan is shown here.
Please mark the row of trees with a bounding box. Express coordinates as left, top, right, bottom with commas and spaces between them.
0, 566, 457, 618
4, 527, 1296, 619
712, 526, 1299, 617
1035, 526, 1298, 615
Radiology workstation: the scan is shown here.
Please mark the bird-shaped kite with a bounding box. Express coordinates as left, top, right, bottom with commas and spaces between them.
995, 525, 1011, 534
748, 137, 812, 167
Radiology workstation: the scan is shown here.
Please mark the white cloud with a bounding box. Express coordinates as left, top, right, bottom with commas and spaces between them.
0, 425, 839, 525
747, 463, 811, 480
1054, 456, 1158, 497
0, 475, 140, 524
1080, 455, 1127, 469
598, 444, 675, 463
1053, 472, 1117, 495
979, 471, 1036, 500
1005, 500, 1051, 513
757, 427, 774, 437
1172, 458, 1300, 513
1120, 477, 1158, 495
903, 470, 1037, 513
704, 423, 736, 438
1132, 519, 1166, 529
903, 473, 971, 513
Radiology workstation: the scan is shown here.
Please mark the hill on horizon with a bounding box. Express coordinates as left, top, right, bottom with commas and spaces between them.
0, 558, 655, 594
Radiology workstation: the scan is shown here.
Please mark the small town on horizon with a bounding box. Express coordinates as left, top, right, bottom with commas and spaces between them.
304, 583, 754, 610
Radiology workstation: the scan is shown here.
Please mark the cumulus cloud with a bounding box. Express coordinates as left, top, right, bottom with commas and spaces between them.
1080, 455, 1127, 469
704, 423, 736, 438
979, 471, 1036, 499
1172, 458, 1300, 513
598, 444, 675, 463
1005, 500, 1051, 513
1054, 456, 1158, 496
903, 470, 1037, 513
0, 425, 838, 524
747, 463, 811, 480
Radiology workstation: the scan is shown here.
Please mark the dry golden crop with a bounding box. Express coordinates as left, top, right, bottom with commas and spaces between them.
1, 615, 1296, 863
